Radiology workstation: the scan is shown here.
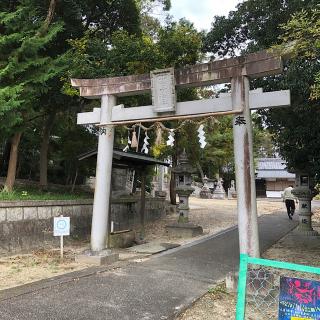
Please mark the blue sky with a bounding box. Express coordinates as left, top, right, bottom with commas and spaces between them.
168, 0, 242, 31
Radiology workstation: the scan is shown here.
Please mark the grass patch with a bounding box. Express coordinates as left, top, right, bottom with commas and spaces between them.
208, 283, 227, 294
0, 186, 93, 201
314, 194, 320, 200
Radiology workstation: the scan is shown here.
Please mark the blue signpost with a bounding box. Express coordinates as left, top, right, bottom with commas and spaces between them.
54, 216, 70, 260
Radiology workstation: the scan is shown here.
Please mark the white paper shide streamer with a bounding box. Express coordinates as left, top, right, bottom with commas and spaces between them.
141, 132, 150, 154
166, 129, 175, 147
123, 133, 132, 152
197, 124, 207, 148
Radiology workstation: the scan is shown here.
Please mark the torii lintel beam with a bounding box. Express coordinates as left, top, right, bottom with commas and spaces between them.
71, 50, 282, 98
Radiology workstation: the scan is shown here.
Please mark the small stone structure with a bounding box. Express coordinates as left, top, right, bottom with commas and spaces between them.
166, 151, 203, 237
151, 164, 170, 199
166, 222, 203, 238
109, 230, 136, 248
110, 197, 167, 231
199, 175, 212, 199
292, 173, 318, 236
172, 150, 196, 223
213, 178, 226, 199
76, 249, 119, 265
228, 180, 237, 199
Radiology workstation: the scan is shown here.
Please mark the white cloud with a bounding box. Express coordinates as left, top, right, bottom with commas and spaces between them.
169, 0, 242, 31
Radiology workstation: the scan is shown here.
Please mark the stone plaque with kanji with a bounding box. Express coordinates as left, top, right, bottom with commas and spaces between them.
151, 68, 176, 113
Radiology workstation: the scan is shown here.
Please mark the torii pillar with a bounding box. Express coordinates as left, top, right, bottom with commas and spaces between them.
72, 50, 290, 260
232, 76, 259, 257
91, 95, 116, 252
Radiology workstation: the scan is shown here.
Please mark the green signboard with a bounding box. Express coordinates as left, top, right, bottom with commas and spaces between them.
236, 254, 320, 320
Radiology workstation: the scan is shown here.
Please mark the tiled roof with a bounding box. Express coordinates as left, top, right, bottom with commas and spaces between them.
256, 158, 295, 179
78, 148, 170, 167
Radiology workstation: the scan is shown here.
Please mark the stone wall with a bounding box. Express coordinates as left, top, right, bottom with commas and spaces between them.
110, 197, 168, 231
0, 200, 93, 255
0, 197, 168, 254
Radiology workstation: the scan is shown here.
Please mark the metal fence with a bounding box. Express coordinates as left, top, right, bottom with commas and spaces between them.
236, 254, 320, 320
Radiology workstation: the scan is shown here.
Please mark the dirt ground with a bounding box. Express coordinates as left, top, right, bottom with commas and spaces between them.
1, 197, 319, 320
0, 244, 91, 290
178, 203, 320, 320
0, 197, 283, 291
144, 197, 284, 246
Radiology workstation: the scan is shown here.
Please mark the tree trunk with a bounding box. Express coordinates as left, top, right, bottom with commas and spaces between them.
39, 113, 55, 190
44, 0, 57, 29
0, 140, 11, 176
196, 161, 205, 182
169, 169, 176, 205
38, 0, 57, 36
169, 153, 177, 205
4, 132, 22, 192
71, 167, 78, 193
140, 173, 146, 238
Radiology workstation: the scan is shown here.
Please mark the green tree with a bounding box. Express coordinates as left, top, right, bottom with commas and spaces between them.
0, 0, 143, 191
67, 16, 204, 203
0, 0, 65, 191
276, 8, 320, 100
204, 0, 320, 182
204, 0, 318, 56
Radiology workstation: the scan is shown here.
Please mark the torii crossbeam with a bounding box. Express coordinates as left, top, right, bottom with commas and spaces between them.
71, 50, 290, 261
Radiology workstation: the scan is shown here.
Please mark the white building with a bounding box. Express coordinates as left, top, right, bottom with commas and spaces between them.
255, 158, 295, 198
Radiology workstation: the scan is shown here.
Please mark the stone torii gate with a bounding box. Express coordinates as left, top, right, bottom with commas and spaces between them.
71, 50, 290, 262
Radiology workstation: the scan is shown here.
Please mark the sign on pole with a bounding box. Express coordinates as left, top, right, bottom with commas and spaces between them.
54, 216, 70, 236
54, 216, 70, 260
236, 254, 320, 320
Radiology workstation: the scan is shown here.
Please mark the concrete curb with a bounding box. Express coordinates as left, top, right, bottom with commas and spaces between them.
0, 260, 130, 302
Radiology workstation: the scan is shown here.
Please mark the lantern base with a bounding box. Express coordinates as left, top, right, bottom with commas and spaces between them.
165, 222, 203, 238
178, 215, 189, 223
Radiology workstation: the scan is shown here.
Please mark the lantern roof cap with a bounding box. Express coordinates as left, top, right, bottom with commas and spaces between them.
172, 150, 196, 174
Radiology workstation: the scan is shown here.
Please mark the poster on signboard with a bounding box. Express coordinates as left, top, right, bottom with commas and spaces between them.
278, 276, 320, 320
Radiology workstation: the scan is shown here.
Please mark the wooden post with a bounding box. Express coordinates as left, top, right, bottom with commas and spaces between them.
140, 172, 146, 239
60, 235, 64, 260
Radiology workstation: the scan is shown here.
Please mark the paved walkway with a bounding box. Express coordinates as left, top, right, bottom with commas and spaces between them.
0, 213, 298, 320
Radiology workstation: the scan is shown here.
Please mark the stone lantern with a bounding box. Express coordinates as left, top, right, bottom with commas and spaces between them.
165, 151, 203, 238
200, 175, 212, 199
172, 150, 196, 223
292, 172, 318, 236
213, 177, 226, 199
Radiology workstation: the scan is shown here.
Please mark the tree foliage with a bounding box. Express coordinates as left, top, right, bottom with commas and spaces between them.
0, 0, 65, 134
0, 0, 143, 190
2, 0, 305, 192
204, 0, 320, 182
0, 0, 206, 190
204, 0, 319, 57
67, 18, 203, 80
276, 8, 320, 100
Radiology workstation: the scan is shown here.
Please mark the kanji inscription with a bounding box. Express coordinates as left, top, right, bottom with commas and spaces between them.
235, 115, 246, 126
151, 68, 176, 113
